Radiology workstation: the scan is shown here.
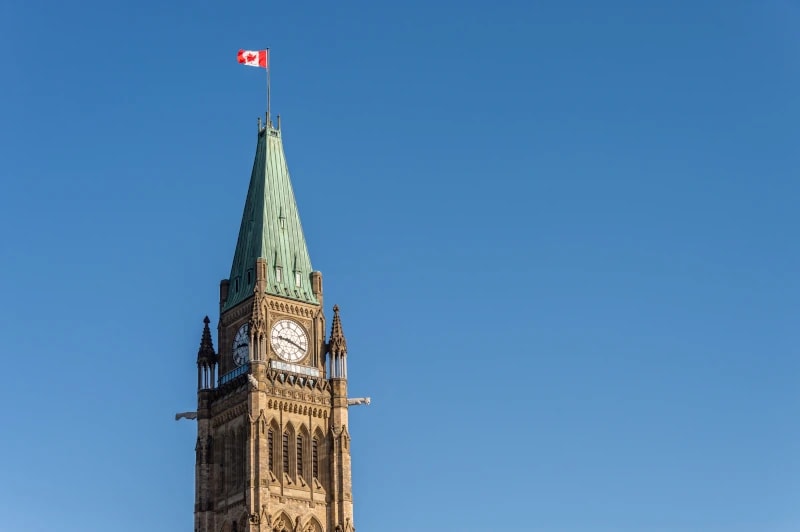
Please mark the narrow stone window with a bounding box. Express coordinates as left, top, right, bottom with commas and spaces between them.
216, 434, 225, 496
246, 269, 252, 285
312, 438, 319, 480
295, 271, 301, 288
296, 436, 304, 478
236, 430, 243, 488
268, 429, 274, 473
282, 432, 289, 474
275, 266, 282, 283
234, 277, 240, 292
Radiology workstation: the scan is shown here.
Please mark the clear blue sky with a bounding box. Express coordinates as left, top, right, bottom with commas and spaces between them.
1, 1, 798, 531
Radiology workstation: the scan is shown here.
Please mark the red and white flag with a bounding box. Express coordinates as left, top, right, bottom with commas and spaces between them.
237, 49, 268, 68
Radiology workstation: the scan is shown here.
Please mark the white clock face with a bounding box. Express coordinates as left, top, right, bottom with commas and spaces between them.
232, 323, 250, 366
270, 319, 308, 362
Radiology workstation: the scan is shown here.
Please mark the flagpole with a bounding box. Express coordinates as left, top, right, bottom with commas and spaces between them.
266, 48, 271, 127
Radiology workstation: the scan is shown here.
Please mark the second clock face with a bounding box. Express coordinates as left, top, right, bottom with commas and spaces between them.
232, 323, 250, 366
270, 319, 308, 362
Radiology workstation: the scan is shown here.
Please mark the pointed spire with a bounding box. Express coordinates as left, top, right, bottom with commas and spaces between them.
223, 123, 317, 311
197, 316, 216, 362
328, 304, 347, 356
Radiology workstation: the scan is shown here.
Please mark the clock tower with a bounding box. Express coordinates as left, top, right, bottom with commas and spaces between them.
193, 115, 357, 532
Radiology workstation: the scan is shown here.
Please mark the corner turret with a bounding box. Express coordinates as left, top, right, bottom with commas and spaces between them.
328, 305, 348, 379
196, 316, 217, 390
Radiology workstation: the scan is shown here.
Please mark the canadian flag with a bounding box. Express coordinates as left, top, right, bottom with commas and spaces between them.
237, 49, 268, 68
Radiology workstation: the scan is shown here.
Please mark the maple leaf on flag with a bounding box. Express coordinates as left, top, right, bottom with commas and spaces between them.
237, 49, 268, 68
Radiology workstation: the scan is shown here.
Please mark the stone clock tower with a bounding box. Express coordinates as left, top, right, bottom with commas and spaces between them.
192, 115, 357, 532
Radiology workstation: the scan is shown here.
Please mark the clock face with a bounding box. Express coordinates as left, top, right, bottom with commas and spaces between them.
270, 319, 308, 362
232, 323, 250, 366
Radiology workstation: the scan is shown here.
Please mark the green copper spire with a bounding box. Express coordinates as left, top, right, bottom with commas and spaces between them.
223, 122, 317, 311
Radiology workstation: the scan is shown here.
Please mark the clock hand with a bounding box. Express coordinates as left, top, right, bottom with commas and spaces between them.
278, 336, 303, 349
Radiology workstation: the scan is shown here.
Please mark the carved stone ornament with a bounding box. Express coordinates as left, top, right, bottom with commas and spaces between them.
272, 515, 288, 531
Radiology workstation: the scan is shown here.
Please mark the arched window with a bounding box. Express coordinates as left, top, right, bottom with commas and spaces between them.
231, 429, 237, 489
225, 429, 235, 492
296, 435, 304, 479
312, 437, 319, 480
239, 426, 247, 488
216, 433, 225, 496
282, 431, 289, 474
267, 429, 274, 473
